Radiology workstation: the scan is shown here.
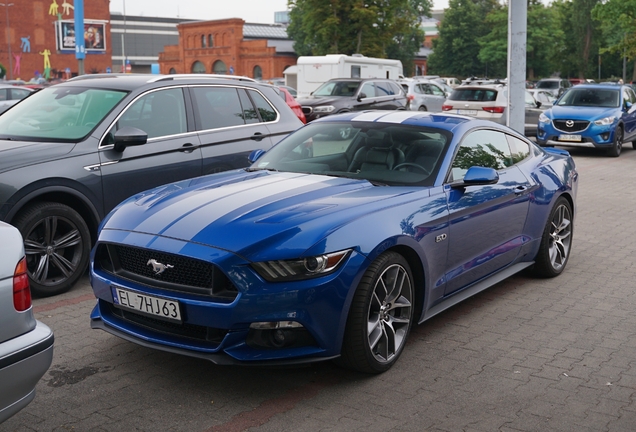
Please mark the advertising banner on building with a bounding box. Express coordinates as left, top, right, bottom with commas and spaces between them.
56, 20, 107, 52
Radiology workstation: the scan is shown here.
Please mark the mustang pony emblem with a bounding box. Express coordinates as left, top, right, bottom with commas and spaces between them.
147, 259, 174, 275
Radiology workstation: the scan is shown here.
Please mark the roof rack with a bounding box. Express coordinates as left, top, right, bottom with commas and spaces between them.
149, 74, 257, 83
67, 73, 135, 81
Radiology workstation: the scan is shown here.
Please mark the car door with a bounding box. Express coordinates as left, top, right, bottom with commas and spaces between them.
353, 82, 379, 111
374, 80, 403, 110
98, 87, 203, 212
189, 85, 274, 175
524, 91, 543, 137
443, 129, 532, 296
621, 87, 636, 141
426, 83, 447, 112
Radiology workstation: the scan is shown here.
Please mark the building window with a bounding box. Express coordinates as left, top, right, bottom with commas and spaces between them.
253, 65, 262, 80
213, 60, 227, 74
208, 34, 213, 47
201, 35, 206, 48
169, 68, 177, 74
191, 61, 206, 73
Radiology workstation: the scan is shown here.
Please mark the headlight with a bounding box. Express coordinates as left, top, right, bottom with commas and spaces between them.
313, 105, 336, 113
594, 116, 616, 126
252, 249, 351, 282
539, 112, 550, 123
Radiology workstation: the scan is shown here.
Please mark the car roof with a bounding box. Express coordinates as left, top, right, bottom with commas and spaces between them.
326, 77, 392, 83
61, 73, 265, 92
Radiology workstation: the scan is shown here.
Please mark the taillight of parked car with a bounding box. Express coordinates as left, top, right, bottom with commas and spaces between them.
442, 105, 453, 111
13, 257, 32, 311
482, 106, 505, 114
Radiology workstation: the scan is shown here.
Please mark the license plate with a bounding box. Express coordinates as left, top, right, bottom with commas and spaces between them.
111, 286, 182, 322
457, 109, 477, 115
559, 134, 582, 142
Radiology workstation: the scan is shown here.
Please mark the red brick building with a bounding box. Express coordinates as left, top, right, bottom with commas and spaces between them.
158, 19, 297, 80
0, 0, 111, 81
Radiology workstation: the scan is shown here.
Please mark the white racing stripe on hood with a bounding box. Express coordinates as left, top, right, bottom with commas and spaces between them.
140, 173, 343, 239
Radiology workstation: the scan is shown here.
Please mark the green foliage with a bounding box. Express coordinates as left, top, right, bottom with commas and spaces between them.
287, 0, 431, 72
593, 0, 636, 80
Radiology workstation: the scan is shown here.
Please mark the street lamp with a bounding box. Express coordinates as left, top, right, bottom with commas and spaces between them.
0, 2, 14, 80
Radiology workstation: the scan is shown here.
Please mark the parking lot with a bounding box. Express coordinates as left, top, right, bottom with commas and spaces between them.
3, 146, 636, 432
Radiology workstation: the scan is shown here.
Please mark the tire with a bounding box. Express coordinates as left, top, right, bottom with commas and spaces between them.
338, 251, 414, 373
607, 126, 623, 157
632, 141, 636, 150
418, 106, 427, 111
532, 197, 573, 278
13, 202, 91, 297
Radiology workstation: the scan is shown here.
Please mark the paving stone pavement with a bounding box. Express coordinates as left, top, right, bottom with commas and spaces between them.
2, 146, 636, 432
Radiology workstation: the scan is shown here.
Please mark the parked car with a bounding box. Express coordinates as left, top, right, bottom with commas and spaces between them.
537, 83, 636, 156
400, 79, 449, 112
90, 110, 577, 374
442, 83, 546, 136
279, 86, 306, 123
297, 78, 407, 122
279, 85, 297, 98
535, 78, 572, 98
0, 73, 303, 297
438, 77, 461, 88
528, 89, 556, 107
0, 84, 34, 114
0, 221, 54, 423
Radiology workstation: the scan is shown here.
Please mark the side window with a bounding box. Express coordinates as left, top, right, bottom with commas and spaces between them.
238, 89, 260, 124
360, 82, 376, 98
351, 65, 361, 78
450, 130, 513, 181
110, 88, 187, 140
0, 89, 7, 101
191, 86, 245, 130
525, 91, 536, 106
389, 82, 403, 95
248, 90, 277, 122
628, 88, 636, 104
10, 89, 31, 100
376, 81, 394, 96
415, 84, 425, 94
430, 85, 445, 96
506, 135, 531, 164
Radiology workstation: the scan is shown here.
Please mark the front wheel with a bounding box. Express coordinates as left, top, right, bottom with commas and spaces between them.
13, 202, 91, 297
338, 252, 414, 373
532, 197, 573, 278
607, 126, 623, 157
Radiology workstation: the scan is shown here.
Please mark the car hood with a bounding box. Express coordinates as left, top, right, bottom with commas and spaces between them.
296, 96, 350, 107
102, 170, 417, 260
547, 105, 618, 120
0, 140, 75, 173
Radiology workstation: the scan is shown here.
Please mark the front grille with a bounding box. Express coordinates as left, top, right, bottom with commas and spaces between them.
301, 106, 313, 115
553, 119, 589, 133
95, 244, 238, 299
106, 302, 227, 345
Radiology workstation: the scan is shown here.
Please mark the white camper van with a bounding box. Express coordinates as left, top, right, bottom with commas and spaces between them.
288, 54, 404, 98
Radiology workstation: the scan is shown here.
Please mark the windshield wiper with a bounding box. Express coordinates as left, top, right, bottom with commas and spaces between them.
245, 167, 278, 172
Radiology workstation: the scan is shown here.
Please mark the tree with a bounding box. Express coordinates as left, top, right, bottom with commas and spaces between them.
287, 0, 431, 72
427, 0, 501, 77
593, 0, 636, 81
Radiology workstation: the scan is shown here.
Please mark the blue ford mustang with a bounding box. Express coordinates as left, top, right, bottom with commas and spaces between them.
90, 111, 578, 373
537, 83, 636, 157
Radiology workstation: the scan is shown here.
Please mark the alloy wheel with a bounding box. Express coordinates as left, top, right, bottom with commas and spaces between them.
548, 203, 572, 271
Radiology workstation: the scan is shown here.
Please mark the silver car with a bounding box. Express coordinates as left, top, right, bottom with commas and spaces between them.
0, 222, 54, 423
0, 84, 34, 114
400, 79, 449, 112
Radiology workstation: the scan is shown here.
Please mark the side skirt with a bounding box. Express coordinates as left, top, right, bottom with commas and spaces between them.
419, 261, 534, 324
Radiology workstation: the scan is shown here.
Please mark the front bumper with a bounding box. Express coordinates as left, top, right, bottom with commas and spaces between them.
537, 120, 617, 148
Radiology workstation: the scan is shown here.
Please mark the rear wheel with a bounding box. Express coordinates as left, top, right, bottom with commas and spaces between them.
338, 252, 414, 373
13, 202, 91, 297
532, 197, 572, 278
607, 126, 623, 157
418, 105, 427, 111
631, 141, 636, 150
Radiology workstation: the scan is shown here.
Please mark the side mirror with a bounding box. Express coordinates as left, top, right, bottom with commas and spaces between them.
357, 93, 367, 102
451, 166, 499, 189
625, 101, 632, 111
113, 126, 147, 152
536, 100, 542, 108
248, 149, 266, 163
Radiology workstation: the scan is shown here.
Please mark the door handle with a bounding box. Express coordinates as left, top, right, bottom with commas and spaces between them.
514, 185, 528, 194
179, 143, 198, 153
251, 132, 264, 141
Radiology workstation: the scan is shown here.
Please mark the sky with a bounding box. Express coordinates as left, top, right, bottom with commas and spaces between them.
110, 0, 450, 24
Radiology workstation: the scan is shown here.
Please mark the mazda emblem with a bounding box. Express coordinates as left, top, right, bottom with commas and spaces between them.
566, 120, 574, 128
147, 259, 174, 275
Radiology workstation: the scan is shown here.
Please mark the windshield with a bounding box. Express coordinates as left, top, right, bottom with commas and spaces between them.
557, 88, 619, 107
0, 86, 127, 141
536, 81, 559, 89
250, 121, 452, 186
313, 81, 361, 97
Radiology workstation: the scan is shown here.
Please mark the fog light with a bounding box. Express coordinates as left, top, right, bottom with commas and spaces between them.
246, 321, 317, 350
601, 132, 610, 141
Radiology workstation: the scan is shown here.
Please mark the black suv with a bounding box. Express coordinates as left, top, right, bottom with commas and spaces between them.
0, 74, 303, 296
297, 78, 407, 123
